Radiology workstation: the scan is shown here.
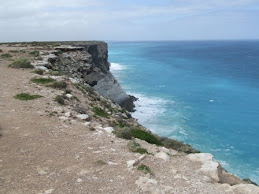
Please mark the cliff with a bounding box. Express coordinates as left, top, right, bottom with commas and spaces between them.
42, 41, 135, 112
0, 42, 258, 194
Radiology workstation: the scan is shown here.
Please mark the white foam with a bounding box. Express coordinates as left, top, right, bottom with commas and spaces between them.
110, 62, 127, 71
131, 92, 167, 124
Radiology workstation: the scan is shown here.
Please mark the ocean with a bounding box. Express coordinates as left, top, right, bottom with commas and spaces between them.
108, 41, 259, 184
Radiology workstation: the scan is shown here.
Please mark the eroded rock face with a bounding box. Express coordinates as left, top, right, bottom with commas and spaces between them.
93, 72, 133, 107
187, 153, 220, 182
44, 42, 135, 111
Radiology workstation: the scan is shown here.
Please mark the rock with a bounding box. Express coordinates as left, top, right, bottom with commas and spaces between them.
59, 116, 68, 120
69, 77, 79, 84
94, 72, 135, 111
65, 94, 73, 99
154, 151, 170, 161
108, 161, 118, 165
64, 112, 71, 117
77, 178, 83, 183
127, 155, 146, 168
74, 107, 87, 114
35, 66, 48, 71
187, 153, 220, 182
32, 60, 49, 67
103, 127, 114, 133
226, 183, 259, 194
218, 165, 244, 185
83, 122, 91, 127
135, 177, 173, 194
44, 189, 55, 194
77, 114, 89, 120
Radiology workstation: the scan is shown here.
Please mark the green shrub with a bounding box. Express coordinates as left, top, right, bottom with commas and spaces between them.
55, 95, 65, 105
113, 127, 132, 139
29, 50, 39, 57
111, 120, 129, 128
32, 69, 44, 75
49, 81, 67, 89
92, 106, 109, 118
9, 50, 19, 53
137, 164, 152, 175
1, 53, 12, 59
31, 77, 55, 84
0, 49, 3, 52
85, 86, 95, 95
89, 127, 96, 131
159, 137, 200, 154
127, 141, 148, 154
14, 93, 42, 101
9, 58, 34, 68
131, 128, 163, 146
95, 160, 107, 165
65, 89, 72, 94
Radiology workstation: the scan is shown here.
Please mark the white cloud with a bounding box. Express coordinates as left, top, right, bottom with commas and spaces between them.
0, 0, 259, 41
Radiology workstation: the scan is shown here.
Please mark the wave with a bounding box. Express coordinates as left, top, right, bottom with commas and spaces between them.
129, 92, 188, 138
131, 92, 167, 122
110, 62, 127, 71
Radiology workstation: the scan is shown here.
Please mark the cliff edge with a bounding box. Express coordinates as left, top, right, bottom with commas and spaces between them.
41, 41, 135, 112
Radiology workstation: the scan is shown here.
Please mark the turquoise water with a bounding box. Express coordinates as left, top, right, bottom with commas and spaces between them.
108, 41, 259, 183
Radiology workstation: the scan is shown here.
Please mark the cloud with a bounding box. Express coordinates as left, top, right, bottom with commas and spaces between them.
0, 0, 259, 41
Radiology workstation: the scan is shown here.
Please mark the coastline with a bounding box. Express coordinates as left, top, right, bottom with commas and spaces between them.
108, 41, 259, 185
0, 41, 258, 193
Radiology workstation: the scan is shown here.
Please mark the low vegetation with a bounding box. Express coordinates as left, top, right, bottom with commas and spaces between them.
1, 53, 12, 59
113, 123, 199, 154
14, 93, 42, 101
0, 125, 2, 138
159, 137, 200, 154
55, 95, 65, 105
29, 50, 40, 57
92, 106, 110, 118
127, 141, 148, 154
131, 128, 163, 146
32, 69, 44, 75
0, 49, 3, 52
31, 77, 55, 84
9, 50, 19, 53
137, 164, 153, 175
111, 120, 129, 128
49, 81, 67, 89
113, 127, 132, 140
95, 160, 107, 165
9, 58, 34, 69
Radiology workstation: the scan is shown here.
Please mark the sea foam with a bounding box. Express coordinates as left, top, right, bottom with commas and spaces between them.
110, 62, 127, 71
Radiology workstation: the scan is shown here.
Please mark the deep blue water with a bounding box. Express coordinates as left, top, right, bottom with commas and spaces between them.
108, 41, 259, 183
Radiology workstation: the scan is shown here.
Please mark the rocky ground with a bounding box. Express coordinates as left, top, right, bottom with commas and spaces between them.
0, 43, 258, 194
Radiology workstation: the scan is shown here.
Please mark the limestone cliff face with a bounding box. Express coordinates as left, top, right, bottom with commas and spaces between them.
49, 41, 135, 111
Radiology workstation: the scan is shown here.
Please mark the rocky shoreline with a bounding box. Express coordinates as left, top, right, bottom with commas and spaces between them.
0, 41, 258, 193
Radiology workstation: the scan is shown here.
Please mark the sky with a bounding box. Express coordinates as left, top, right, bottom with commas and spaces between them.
0, 0, 259, 42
